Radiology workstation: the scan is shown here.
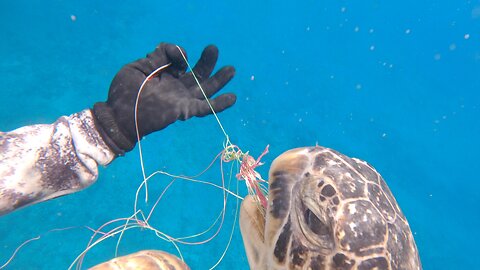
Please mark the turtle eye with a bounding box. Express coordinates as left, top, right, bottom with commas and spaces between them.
304, 208, 329, 235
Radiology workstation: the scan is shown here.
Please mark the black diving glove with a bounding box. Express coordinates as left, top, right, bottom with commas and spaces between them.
92, 43, 236, 155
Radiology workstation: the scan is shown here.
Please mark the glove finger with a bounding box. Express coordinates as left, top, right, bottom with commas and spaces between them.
190, 93, 237, 118
164, 43, 188, 77
130, 43, 185, 76
181, 45, 219, 88
192, 66, 235, 99
137, 43, 187, 77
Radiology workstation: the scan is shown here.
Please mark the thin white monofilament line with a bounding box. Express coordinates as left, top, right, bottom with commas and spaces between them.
209, 164, 240, 269
175, 45, 231, 143
0, 236, 40, 269
134, 63, 172, 203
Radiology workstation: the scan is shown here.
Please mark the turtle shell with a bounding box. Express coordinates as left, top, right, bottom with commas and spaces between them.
89, 250, 189, 270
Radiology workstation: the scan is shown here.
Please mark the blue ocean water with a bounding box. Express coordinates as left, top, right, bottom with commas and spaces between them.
0, 0, 479, 269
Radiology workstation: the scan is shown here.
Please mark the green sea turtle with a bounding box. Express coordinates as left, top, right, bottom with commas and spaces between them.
90, 146, 421, 269
240, 146, 421, 269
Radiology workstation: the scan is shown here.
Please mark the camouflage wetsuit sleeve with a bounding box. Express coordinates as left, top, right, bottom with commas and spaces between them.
0, 109, 116, 215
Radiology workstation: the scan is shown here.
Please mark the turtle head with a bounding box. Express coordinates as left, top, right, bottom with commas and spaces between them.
240, 147, 336, 269
241, 146, 422, 270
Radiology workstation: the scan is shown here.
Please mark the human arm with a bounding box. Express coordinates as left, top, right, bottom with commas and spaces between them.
0, 43, 236, 215
0, 110, 114, 215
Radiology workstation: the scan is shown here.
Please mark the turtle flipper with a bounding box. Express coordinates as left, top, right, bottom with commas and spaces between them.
240, 195, 266, 269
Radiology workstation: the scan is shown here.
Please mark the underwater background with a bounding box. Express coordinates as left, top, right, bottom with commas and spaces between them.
0, 0, 479, 269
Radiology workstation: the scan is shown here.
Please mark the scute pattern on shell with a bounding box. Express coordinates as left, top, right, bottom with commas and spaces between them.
261, 146, 421, 270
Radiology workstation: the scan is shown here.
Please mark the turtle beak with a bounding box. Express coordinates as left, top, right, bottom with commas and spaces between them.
240, 195, 266, 267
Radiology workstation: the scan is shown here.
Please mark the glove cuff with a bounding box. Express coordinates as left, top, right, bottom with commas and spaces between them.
92, 102, 135, 155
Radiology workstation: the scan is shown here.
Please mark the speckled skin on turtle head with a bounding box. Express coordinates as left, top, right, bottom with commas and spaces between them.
240, 146, 422, 270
